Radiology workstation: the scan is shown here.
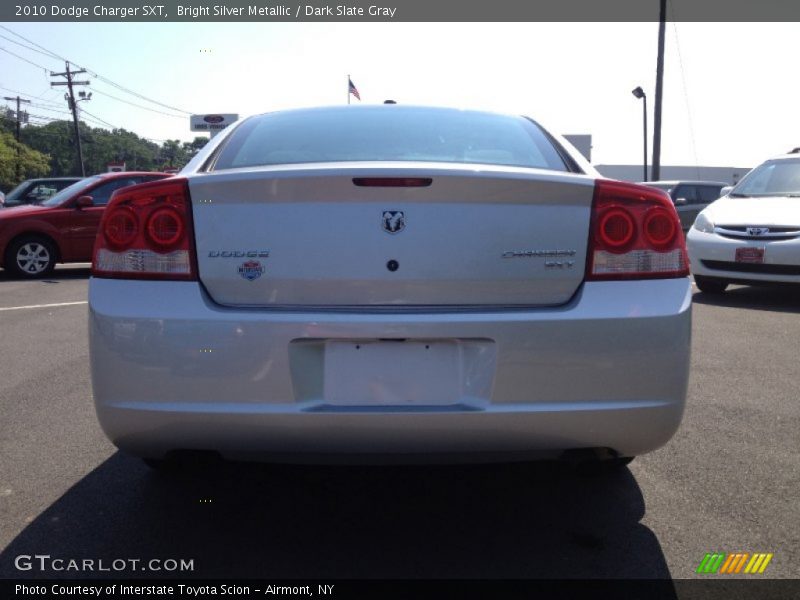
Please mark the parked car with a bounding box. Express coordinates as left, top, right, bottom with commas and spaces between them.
0, 177, 82, 208
687, 151, 800, 293
640, 180, 728, 231
0, 172, 171, 277
89, 105, 691, 470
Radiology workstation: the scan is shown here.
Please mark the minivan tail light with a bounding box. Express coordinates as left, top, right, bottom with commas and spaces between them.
92, 178, 197, 280
586, 179, 688, 280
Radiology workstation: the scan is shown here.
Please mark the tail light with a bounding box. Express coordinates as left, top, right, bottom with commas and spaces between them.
92, 178, 197, 280
586, 179, 688, 280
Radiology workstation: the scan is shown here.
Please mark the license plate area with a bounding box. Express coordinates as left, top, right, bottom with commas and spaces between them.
735, 247, 765, 264
323, 340, 461, 406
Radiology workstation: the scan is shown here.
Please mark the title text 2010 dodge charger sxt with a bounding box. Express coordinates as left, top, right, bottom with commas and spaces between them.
88, 106, 691, 468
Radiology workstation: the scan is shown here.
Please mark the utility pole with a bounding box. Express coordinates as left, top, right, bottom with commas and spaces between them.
652, 0, 666, 181
3, 95, 31, 180
50, 62, 89, 176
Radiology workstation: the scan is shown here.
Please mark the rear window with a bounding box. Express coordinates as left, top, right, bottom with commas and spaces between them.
211, 107, 571, 172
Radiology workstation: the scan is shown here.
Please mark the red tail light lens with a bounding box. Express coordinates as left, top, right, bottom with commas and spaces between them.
598, 208, 635, 249
586, 179, 688, 280
92, 178, 197, 280
643, 208, 678, 249
103, 207, 138, 249
146, 207, 185, 250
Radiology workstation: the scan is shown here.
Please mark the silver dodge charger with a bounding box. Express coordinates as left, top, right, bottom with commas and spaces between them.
88, 105, 692, 468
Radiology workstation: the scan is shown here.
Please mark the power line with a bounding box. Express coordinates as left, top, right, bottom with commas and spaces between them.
0, 25, 63, 60
0, 46, 50, 71
12, 110, 172, 145
28, 114, 62, 121
91, 87, 187, 119
79, 108, 118, 129
0, 33, 62, 61
27, 104, 72, 115
89, 74, 193, 115
0, 86, 62, 106
670, 19, 701, 178
1, 26, 195, 115
4, 82, 186, 125
80, 117, 113, 129
27, 98, 64, 109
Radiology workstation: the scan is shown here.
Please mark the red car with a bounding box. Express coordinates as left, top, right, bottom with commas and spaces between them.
0, 172, 171, 278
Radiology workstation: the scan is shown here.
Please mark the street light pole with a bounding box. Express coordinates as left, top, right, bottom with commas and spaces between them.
632, 86, 648, 182
652, 0, 666, 181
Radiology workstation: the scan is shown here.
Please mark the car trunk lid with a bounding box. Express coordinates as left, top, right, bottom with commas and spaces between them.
189, 163, 595, 307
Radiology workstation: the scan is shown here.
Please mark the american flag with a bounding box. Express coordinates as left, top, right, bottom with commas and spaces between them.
348, 77, 361, 101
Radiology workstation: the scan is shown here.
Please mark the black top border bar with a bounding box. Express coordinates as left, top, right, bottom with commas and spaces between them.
5, 579, 800, 600
2, 0, 800, 22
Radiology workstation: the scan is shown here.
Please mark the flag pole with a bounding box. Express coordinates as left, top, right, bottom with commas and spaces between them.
347, 74, 350, 105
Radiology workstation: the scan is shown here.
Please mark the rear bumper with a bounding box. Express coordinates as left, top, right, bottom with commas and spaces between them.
89, 278, 692, 463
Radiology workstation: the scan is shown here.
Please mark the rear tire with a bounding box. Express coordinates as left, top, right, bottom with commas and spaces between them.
694, 275, 728, 294
5, 236, 57, 278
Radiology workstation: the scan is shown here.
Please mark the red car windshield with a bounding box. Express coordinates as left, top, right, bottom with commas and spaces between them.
40, 176, 102, 207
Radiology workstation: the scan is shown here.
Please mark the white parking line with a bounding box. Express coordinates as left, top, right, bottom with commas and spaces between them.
0, 301, 88, 312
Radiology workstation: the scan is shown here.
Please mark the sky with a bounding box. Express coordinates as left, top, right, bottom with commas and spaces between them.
1, 21, 799, 169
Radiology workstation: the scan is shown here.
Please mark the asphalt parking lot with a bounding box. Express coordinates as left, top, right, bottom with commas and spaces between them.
0, 266, 798, 581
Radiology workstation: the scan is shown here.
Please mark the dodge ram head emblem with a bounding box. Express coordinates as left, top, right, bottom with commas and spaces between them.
382, 211, 405, 234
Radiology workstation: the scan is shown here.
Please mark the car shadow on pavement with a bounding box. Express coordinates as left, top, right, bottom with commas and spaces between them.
692, 285, 800, 314
1, 452, 674, 585
0, 267, 91, 282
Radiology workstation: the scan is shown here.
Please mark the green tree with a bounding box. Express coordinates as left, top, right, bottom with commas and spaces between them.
20, 120, 161, 175
0, 132, 50, 191
17, 119, 203, 176
82, 127, 159, 174
182, 136, 208, 157
19, 120, 76, 176
157, 139, 189, 170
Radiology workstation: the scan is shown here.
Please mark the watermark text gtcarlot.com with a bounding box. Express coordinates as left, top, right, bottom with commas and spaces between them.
14, 555, 194, 573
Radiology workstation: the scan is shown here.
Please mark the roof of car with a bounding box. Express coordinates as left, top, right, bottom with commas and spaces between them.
769, 152, 800, 161
95, 171, 171, 177
27, 177, 82, 182
251, 104, 532, 122
639, 180, 728, 186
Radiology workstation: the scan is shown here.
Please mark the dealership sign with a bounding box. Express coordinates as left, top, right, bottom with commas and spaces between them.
190, 114, 238, 134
